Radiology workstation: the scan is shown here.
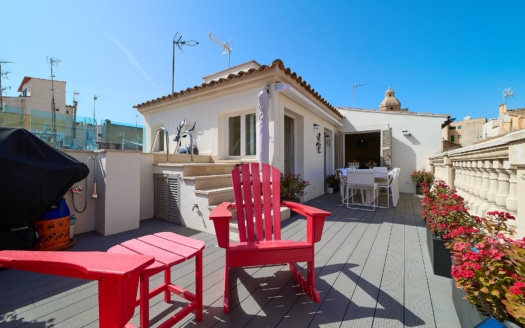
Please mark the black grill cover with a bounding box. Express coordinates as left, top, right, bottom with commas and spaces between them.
0, 127, 89, 230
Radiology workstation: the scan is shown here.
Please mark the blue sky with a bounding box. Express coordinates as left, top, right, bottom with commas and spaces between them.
2, 1, 525, 125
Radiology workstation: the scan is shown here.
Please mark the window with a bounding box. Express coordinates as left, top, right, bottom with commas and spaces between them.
245, 114, 256, 155
458, 135, 462, 139
451, 135, 455, 142
228, 112, 256, 157
458, 125, 462, 129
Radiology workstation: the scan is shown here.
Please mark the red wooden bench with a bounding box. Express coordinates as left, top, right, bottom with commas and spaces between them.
0, 250, 154, 328
209, 163, 331, 313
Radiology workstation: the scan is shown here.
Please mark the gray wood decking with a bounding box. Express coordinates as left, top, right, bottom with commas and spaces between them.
0, 193, 460, 328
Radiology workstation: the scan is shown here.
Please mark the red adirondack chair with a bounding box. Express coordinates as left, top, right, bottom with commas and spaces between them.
209, 163, 331, 313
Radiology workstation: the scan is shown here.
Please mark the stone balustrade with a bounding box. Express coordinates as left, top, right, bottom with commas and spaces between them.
429, 129, 525, 237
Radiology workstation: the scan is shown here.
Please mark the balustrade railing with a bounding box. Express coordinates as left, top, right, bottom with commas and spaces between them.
429, 129, 525, 237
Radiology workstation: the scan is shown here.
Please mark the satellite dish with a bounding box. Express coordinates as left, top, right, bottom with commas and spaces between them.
463, 115, 471, 120
498, 114, 511, 122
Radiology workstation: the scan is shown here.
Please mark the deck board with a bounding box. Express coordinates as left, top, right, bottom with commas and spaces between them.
0, 193, 460, 327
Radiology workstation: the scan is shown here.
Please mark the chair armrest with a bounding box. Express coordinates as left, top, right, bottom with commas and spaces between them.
281, 201, 331, 243
209, 202, 233, 248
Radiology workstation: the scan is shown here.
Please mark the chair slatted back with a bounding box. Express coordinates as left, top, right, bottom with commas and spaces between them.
347, 170, 375, 187
232, 163, 282, 242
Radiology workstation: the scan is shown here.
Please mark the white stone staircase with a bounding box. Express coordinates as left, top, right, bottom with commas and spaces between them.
152, 154, 290, 237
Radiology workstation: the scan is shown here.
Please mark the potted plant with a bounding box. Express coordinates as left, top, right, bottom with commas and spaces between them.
280, 173, 310, 202
449, 211, 524, 327
421, 180, 475, 278
411, 169, 434, 195
421, 181, 525, 326
325, 174, 338, 193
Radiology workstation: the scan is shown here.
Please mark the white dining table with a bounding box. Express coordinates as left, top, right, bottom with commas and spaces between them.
346, 168, 389, 180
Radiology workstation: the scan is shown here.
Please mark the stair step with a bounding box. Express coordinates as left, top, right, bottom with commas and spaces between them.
182, 163, 238, 177
195, 187, 234, 206
184, 174, 232, 190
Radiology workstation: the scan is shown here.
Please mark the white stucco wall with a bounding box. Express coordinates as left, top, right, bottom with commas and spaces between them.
275, 93, 337, 200
338, 109, 449, 193
63, 150, 147, 236
144, 87, 262, 159
141, 82, 341, 202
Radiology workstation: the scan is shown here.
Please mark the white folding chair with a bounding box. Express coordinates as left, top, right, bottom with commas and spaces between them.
373, 167, 390, 208
346, 170, 379, 211
390, 168, 401, 207
336, 168, 349, 206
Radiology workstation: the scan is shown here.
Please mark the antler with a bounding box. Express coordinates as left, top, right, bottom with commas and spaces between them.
174, 119, 185, 142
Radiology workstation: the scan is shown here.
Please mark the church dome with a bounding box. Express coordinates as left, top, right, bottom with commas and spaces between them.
379, 87, 401, 111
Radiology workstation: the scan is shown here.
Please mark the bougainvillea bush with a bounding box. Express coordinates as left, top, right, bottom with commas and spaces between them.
450, 211, 525, 324
421, 180, 525, 325
421, 180, 478, 239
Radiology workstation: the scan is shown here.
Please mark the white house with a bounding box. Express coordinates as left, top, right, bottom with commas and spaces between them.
336, 107, 449, 193
135, 59, 345, 202
133, 59, 449, 233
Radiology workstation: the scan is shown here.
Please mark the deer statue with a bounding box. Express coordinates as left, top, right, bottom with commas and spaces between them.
174, 119, 198, 155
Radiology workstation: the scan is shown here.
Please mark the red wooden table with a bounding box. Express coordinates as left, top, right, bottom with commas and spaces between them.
107, 232, 205, 328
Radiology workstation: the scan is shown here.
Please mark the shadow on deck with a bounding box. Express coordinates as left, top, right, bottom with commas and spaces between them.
0, 193, 459, 327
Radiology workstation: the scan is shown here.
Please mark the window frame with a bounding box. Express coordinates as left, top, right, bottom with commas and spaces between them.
225, 110, 257, 159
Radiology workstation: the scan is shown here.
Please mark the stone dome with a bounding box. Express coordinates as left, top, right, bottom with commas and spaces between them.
379, 87, 401, 111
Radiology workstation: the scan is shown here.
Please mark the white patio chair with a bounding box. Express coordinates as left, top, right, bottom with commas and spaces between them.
346, 170, 379, 211
390, 168, 401, 207
374, 167, 390, 208
336, 168, 350, 206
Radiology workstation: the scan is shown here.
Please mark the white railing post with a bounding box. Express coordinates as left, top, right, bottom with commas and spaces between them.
506, 167, 517, 213
477, 161, 491, 217
455, 161, 465, 192
494, 159, 510, 208
486, 160, 498, 206
444, 155, 455, 189
471, 161, 484, 214
517, 167, 525, 237
465, 161, 475, 204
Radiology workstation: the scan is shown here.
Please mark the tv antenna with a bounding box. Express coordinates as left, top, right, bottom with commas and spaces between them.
352, 82, 367, 107
172, 32, 199, 93
72, 91, 80, 140
503, 87, 514, 104
93, 95, 100, 125
73, 91, 80, 103
208, 32, 233, 68
0, 61, 14, 110
47, 57, 61, 144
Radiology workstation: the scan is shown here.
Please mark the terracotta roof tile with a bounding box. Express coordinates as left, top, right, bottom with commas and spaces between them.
134, 59, 344, 119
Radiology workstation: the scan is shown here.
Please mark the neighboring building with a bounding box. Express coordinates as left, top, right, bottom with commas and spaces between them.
445, 117, 486, 147
499, 103, 525, 134
379, 87, 407, 112
482, 118, 500, 140
136, 61, 449, 196
1, 76, 143, 150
